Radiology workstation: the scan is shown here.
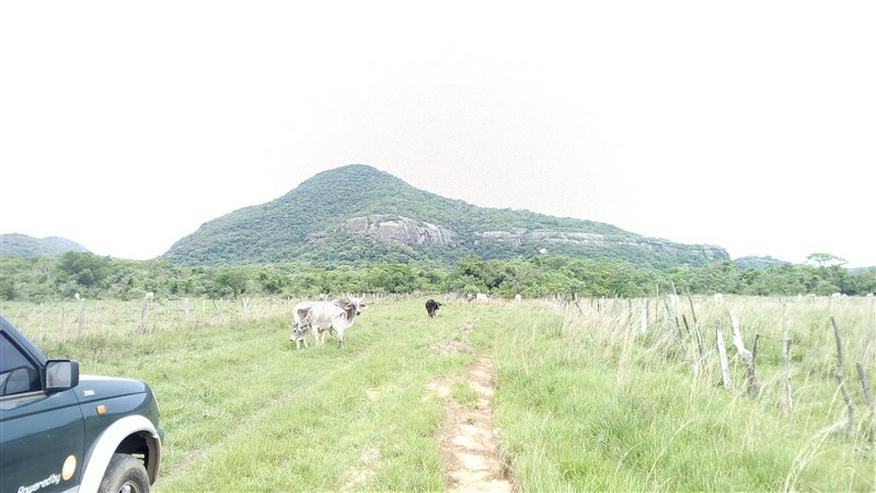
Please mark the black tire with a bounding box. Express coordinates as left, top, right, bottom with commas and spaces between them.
98, 453, 150, 493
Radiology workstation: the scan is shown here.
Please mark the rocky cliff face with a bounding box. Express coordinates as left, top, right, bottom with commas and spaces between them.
341, 215, 457, 246
334, 218, 727, 262
479, 229, 728, 261
481, 229, 610, 247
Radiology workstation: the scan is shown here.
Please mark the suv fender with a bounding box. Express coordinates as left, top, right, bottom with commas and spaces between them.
79, 415, 161, 493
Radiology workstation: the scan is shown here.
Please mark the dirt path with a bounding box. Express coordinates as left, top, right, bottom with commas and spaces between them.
433, 354, 513, 493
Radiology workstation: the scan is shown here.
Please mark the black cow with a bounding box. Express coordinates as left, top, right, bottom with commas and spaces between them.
425, 299, 442, 318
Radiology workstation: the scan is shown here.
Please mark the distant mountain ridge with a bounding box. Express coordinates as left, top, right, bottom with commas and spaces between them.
164, 164, 729, 266
1, 233, 90, 258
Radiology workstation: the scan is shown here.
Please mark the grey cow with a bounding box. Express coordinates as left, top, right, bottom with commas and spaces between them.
290, 297, 366, 348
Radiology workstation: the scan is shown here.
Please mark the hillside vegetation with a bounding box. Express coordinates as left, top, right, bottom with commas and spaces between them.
3, 252, 875, 302
0, 233, 89, 258
163, 165, 727, 267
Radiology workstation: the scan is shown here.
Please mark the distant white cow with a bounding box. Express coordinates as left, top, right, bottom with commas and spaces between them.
514, 294, 523, 303
290, 297, 366, 349
476, 293, 489, 303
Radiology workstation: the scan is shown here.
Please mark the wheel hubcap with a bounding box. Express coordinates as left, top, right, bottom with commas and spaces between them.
118, 480, 140, 493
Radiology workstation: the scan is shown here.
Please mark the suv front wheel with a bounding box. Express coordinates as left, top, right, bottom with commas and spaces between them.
99, 453, 150, 493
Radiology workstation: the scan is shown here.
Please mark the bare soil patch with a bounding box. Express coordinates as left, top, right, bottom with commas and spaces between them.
434, 354, 513, 493
424, 377, 455, 401
340, 446, 381, 491
431, 338, 470, 356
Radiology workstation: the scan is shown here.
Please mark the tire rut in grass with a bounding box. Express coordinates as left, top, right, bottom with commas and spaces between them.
434, 354, 513, 493
159, 326, 397, 485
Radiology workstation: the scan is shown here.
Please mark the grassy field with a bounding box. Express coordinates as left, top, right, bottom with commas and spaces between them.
2, 296, 874, 491
495, 296, 875, 491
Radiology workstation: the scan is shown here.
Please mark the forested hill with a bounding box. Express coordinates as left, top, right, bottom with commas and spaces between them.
163, 164, 728, 266
0, 233, 90, 258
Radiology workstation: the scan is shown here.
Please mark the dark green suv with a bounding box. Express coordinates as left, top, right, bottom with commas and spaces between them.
0, 316, 162, 493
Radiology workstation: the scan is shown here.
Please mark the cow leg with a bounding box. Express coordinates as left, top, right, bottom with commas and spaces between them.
335, 327, 344, 348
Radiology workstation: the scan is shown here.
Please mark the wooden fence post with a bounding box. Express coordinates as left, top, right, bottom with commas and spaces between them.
138, 292, 153, 334
686, 292, 704, 358
856, 361, 875, 441
665, 297, 686, 356
682, 314, 703, 358
782, 303, 793, 414
242, 297, 251, 320
831, 316, 854, 439
39, 302, 45, 342
716, 321, 732, 390
857, 362, 875, 413
76, 293, 84, 338
686, 291, 698, 325
729, 311, 760, 396
640, 303, 648, 334
60, 306, 66, 342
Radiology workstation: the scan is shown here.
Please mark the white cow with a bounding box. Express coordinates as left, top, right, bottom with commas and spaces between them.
476, 293, 489, 303
290, 297, 366, 349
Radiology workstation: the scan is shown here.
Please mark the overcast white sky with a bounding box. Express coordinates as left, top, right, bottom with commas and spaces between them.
1, 1, 874, 266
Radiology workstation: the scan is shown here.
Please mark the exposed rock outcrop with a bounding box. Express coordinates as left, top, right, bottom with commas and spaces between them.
479, 229, 728, 261
343, 215, 457, 246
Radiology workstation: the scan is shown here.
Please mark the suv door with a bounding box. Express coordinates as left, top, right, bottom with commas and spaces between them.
0, 331, 86, 493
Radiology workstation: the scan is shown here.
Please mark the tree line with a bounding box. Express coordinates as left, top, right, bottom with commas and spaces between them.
1, 252, 874, 302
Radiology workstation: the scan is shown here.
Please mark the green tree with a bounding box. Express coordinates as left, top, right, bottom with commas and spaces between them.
56, 252, 112, 292
806, 253, 847, 268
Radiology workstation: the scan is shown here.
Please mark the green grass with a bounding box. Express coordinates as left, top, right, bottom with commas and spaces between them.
492, 297, 875, 491
451, 381, 480, 410
3, 296, 873, 491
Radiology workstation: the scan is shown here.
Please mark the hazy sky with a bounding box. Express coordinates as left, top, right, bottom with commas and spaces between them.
1, 1, 874, 266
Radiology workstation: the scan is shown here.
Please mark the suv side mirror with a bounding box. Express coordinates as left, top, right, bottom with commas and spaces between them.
45, 360, 80, 392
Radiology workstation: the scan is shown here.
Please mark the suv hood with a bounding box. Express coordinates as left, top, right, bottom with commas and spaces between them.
76, 375, 148, 404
